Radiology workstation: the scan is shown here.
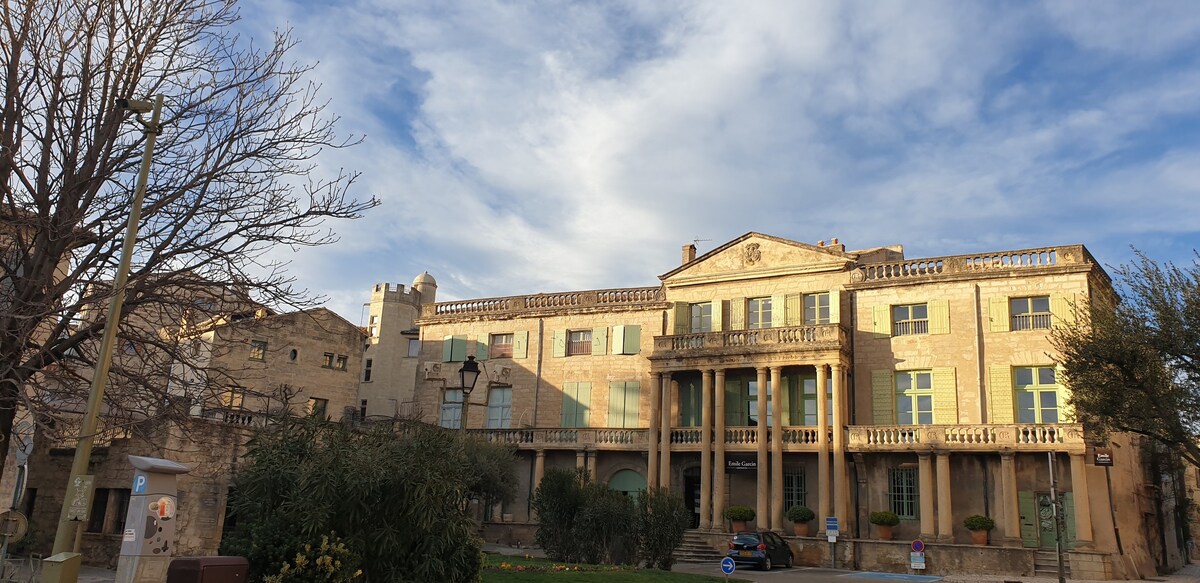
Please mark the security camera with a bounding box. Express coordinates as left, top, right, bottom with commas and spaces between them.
116, 98, 154, 114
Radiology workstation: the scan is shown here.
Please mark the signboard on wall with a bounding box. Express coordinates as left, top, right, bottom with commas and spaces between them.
1094, 447, 1114, 466
726, 455, 757, 471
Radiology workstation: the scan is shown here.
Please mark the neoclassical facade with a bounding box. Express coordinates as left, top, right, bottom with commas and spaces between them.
406, 232, 1178, 579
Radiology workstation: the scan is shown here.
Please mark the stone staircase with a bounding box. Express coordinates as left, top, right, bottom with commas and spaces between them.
1034, 550, 1071, 578
675, 530, 728, 564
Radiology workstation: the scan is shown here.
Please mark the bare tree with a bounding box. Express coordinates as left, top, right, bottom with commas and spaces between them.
0, 0, 377, 479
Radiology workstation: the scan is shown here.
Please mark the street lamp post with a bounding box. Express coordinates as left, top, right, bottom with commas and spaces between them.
458, 356, 481, 432
50, 96, 164, 556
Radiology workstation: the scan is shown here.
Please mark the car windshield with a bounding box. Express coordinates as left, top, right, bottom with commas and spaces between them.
732, 534, 762, 545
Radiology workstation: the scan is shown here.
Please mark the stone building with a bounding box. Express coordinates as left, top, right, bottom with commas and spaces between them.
401, 232, 1175, 579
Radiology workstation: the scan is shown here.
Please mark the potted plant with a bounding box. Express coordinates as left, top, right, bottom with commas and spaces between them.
724, 505, 756, 532
786, 505, 815, 536
869, 510, 900, 541
964, 514, 995, 545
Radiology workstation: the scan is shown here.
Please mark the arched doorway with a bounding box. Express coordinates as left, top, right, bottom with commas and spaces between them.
609, 469, 646, 500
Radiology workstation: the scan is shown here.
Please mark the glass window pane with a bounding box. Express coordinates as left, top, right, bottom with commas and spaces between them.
893, 306, 908, 321
1038, 367, 1056, 385
917, 411, 933, 424
1032, 296, 1051, 313
912, 304, 928, 319
1039, 391, 1058, 409
1017, 392, 1035, 423
1010, 298, 1029, 315
1042, 409, 1058, 423
803, 378, 816, 395
1015, 367, 1033, 387
896, 373, 912, 391
916, 373, 932, 390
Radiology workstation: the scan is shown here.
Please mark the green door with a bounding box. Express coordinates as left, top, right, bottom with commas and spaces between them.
1033, 492, 1075, 549
1018, 491, 1038, 547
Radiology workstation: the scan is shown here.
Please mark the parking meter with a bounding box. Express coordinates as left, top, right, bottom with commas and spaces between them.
115, 456, 191, 583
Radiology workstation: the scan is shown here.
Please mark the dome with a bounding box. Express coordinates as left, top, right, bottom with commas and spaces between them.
412, 271, 437, 286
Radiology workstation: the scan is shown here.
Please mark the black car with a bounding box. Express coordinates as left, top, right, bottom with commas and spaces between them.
726, 530, 793, 570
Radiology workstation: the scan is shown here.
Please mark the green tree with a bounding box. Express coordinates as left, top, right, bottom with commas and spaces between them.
635, 488, 690, 570
1053, 251, 1200, 467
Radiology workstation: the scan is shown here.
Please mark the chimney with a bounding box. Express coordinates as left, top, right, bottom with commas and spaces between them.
682, 244, 697, 265
831, 237, 839, 245
818, 240, 825, 247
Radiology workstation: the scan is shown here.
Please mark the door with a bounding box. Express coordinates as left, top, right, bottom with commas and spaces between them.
684, 468, 701, 528
1034, 492, 1075, 549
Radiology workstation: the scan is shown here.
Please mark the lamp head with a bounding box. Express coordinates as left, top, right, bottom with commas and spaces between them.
116, 98, 154, 114
459, 355, 481, 395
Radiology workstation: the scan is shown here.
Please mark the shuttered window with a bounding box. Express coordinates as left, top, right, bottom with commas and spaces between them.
747, 298, 772, 329
607, 382, 640, 428
895, 371, 934, 425
562, 382, 592, 427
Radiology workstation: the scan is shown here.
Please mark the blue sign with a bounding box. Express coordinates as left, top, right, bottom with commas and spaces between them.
911, 539, 925, 553
825, 516, 839, 532
720, 557, 736, 575
133, 475, 147, 494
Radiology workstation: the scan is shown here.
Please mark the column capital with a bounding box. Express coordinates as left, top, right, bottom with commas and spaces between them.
918, 451, 932, 460
1000, 451, 1015, 460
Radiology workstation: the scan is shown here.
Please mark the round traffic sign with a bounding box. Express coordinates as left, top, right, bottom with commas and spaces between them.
720, 557, 736, 574
911, 539, 925, 553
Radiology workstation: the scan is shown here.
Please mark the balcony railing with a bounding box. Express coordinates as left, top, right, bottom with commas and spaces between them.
847, 423, 1085, 452
423, 286, 665, 319
654, 324, 845, 354
856, 245, 1099, 285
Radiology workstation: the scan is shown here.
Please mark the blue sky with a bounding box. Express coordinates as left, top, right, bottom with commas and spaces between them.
243, 1, 1200, 321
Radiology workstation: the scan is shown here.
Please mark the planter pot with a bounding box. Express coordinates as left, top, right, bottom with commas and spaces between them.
731, 520, 749, 533
793, 521, 810, 537
970, 529, 989, 545
875, 524, 894, 541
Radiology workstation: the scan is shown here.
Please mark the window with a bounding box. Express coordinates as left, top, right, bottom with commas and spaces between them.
363, 359, 373, 382
690, 303, 712, 333
783, 467, 807, 511
490, 333, 514, 358
1015, 366, 1060, 423
888, 468, 918, 519
86, 488, 131, 534
798, 376, 833, 426
567, 330, 592, 356
306, 397, 328, 418
408, 338, 420, 357
360, 399, 368, 419
335, 355, 348, 370
607, 382, 641, 428
1011, 296, 1052, 330
747, 297, 772, 329
896, 371, 934, 424
368, 315, 378, 337
322, 352, 334, 368
249, 340, 267, 361
803, 293, 830, 325
892, 304, 928, 336
562, 382, 591, 427
221, 387, 245, 409
678, 378, 701, 427
440, 389, 463, 428
122, 339, 138, 355
288, 348, 298, 362
487, 387, 513, 429
746, 380, 772, 426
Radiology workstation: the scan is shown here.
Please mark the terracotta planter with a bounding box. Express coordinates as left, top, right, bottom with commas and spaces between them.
731, 520, 749, 533
875, 524, 894, 540
970, 529, 989, 545
792, 521, 810, 537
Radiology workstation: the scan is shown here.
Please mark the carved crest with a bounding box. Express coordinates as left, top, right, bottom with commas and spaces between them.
743, 243, 762, 265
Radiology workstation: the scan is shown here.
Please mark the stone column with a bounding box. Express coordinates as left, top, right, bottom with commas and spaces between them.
755, 367, 769, 529
586, 449, 597, 479
936, 452, 953, 541
918, 452, 935, 539
577, 450, 586, 470
832, 363, 849, 525
770, 366, 784, 531
534, 449, 546, 488
1000, 452, 1021, 544
659, 372, 673, 490
713, 369, 727, 531
648, 373, 661, 489
1069, 453, 1095, 548
816, 364, 830, 532
700, 369, 714, 530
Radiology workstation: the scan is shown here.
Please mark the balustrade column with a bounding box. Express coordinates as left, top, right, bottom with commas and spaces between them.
1000, 452, 1021, 544
659, 373, 674, 490
1069, 453, 1095, 548
919, 453, 935, 539
936, 453, 953, 541
700, 369, 714, 530
816, 364, 830, 532
770, 366, 784, 531
756, 367, 769, 528
648, 373, 661, 489
832, 363, 849, 526
713, 369, 727, 531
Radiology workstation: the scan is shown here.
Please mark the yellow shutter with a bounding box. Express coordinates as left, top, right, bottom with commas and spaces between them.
712, 300, 724, 332
730, 297, 746, 330
932, 367, 958, 424
772, 294, 787, 328
989, 297, 1010, 332
785, 294, 802, 327
873, 305, 892, 338
829, 289, 841, 325
673, 302, 690, 335
928, 299, 950, 335
1057, 364, 1075, 422
1051, 294, 1077, 327
872, 370, 895, 424
989, 366, 1014, 423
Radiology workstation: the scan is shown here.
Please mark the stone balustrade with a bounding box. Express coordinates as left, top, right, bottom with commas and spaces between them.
847, 423, 1086, 452
654, 324, 845, 354
422, 286, 665, 319
855, 244, 1100, 285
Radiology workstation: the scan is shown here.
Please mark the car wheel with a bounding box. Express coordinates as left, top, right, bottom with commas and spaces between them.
761, 555, 772, 571
784, 551, 793, 568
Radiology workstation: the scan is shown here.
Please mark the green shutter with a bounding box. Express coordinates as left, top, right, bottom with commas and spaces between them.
730, 298, 746, 330
932, 367, 958, 424
873, 305, 891, 338
608, 382, 624, 427
872, 370, 895, 424
990, 297, 1010, 332
712, 300, 724, 332
626, 382, 640, 427
673, 302, 690, 335
780, 376, 792, 425
475, 339, 488, 361
562, 382, 578, 427
1018, 491, 1038, 547
592, 327, 608, 355
829, 289, 841, 325
442, 336, 454, 362
450, 335, 467, 361
552, 329, 566, 358
623, 325, 640, 354
785, 294, 802, 326
989, 366, 1014, 423
1062, 493, 1076, 548
513, 331, 528, 359
772, 294, 787, 328
928, 299, 950, 335
1051, 294, 1076, 327
577, 382, 591, 427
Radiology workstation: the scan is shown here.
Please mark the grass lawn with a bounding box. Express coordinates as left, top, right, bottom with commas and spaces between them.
481, 554, 743, 583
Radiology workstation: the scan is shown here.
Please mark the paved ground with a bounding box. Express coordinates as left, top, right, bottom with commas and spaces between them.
672, 561, 1200, 583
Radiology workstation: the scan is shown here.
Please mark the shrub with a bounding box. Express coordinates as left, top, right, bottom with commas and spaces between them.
963, 515, 996, 531
869, 511, 900, 526
263, 534, 362, 583
636, 488, 690, 571
531, 468, 589, 562
723, 505, 755, 522
786, 505, 815, 523
573, 482, 637, 565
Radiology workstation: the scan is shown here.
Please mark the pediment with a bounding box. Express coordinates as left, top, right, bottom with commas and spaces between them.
661, 232, 854, 287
